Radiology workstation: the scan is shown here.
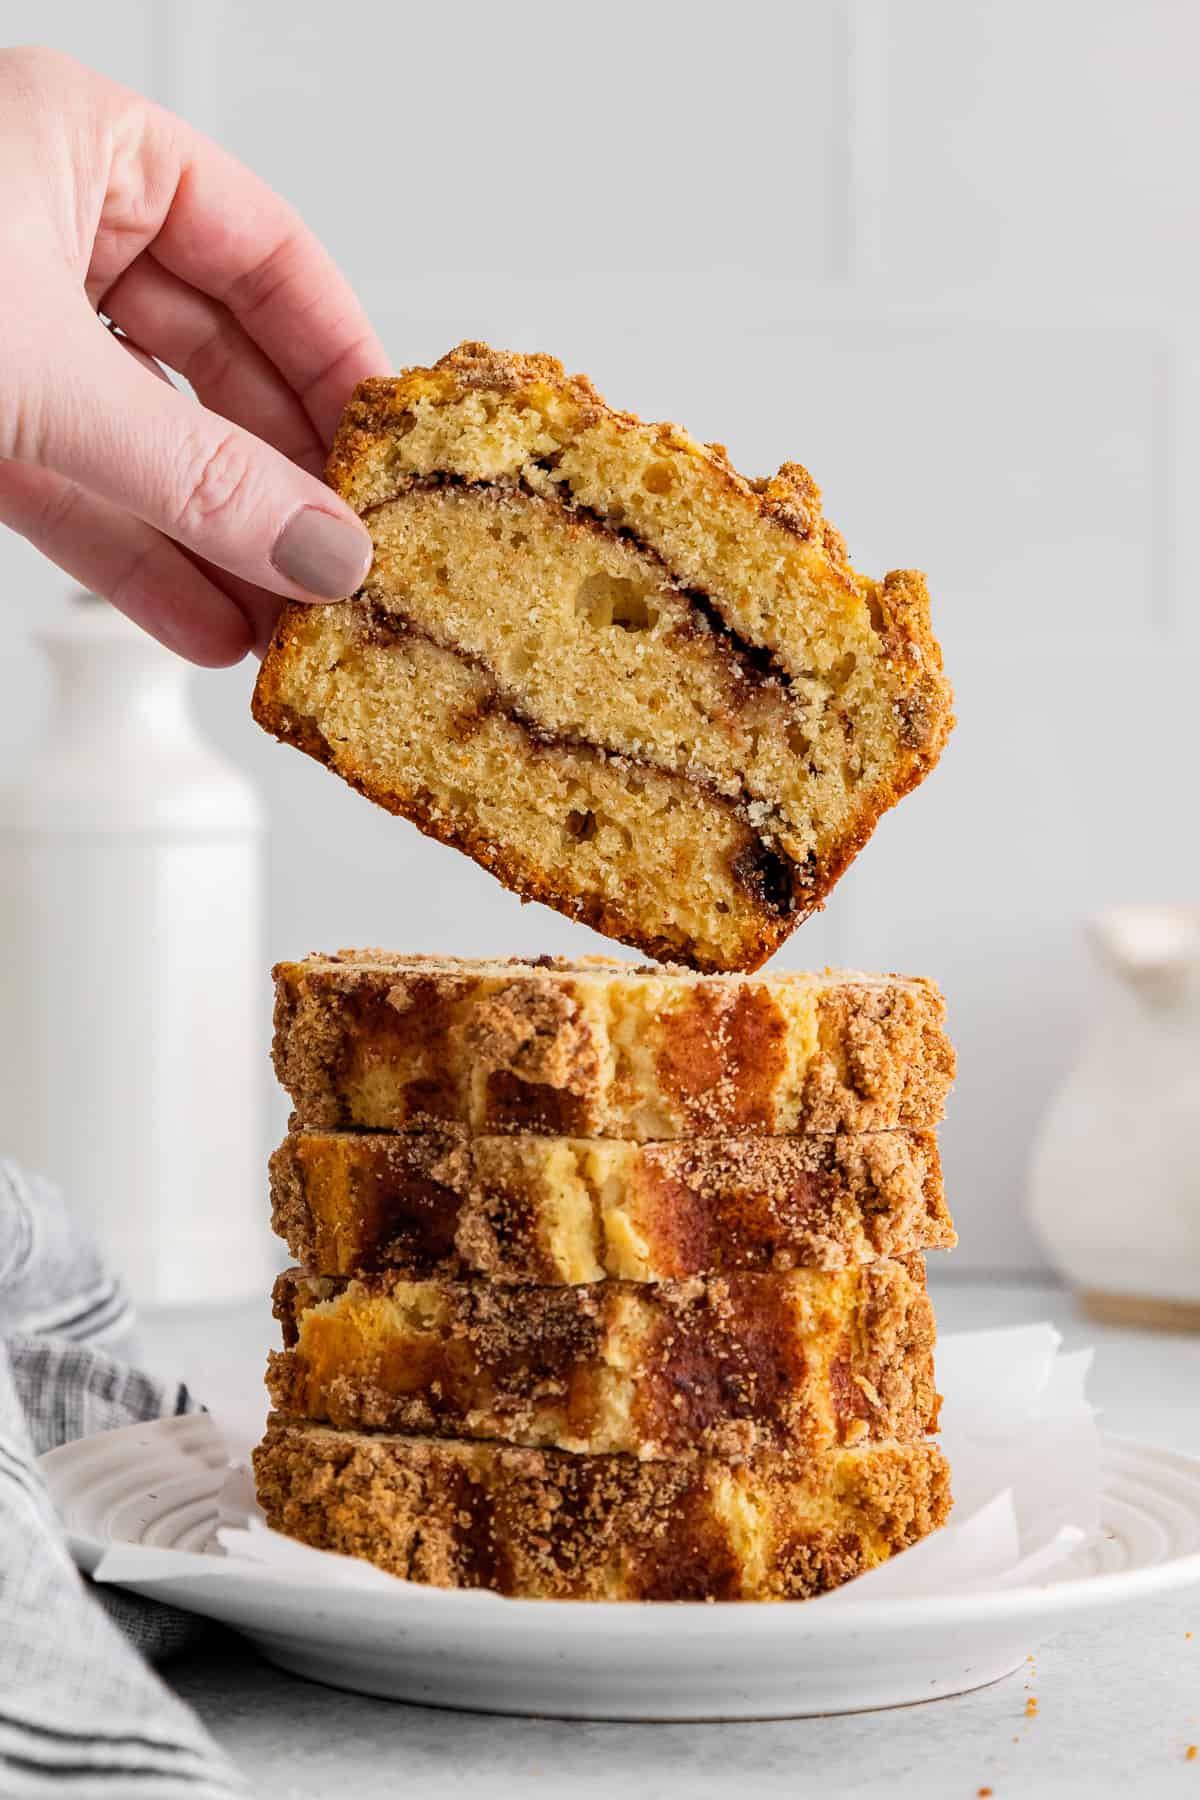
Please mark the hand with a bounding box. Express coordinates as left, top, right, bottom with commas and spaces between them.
0, 46, 388, 665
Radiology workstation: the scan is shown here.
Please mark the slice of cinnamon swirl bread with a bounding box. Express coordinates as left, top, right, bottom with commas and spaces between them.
271, 955, 955, 1141
253, 1420, 952, 1599
266, 1257, 938, 1462
269, 1125, 954, 1283
253, 343, 952, 972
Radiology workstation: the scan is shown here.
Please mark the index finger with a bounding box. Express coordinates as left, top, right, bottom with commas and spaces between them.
143, 108, 389, 443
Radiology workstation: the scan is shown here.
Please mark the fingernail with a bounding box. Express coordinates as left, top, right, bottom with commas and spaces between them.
271, 506, 372, 599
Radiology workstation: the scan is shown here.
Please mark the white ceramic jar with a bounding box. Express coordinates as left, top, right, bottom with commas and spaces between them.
0, 591, 271, 1306
1029, 906, 1200, 1329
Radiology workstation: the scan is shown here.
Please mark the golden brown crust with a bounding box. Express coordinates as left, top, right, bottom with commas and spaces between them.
326, 345, 951, 739
326, 348, 854, 600
253, 342, 953, 973
328, 350, 864, 601
266, 1257, 938, 1461
271, 952, 955, 1140
271, 1126, 955, 1282
252, 1415, 952, 1600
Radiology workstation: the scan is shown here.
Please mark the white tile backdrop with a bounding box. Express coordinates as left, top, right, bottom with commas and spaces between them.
2, 0, 1198, 1269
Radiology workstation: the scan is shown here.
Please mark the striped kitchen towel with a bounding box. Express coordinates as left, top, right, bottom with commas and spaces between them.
0, 1158, 246, 1796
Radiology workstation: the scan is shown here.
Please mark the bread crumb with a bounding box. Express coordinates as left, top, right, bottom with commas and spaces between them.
1024, 1697, 1039, 1717
1187, 1745, 1197, 1762
978, 1788, 994, 1797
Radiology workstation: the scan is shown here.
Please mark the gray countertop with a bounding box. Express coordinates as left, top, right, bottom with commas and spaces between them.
137, 1278, 1200, 1799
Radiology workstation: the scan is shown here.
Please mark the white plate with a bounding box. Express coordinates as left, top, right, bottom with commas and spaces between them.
40, 1414, 1200, 1720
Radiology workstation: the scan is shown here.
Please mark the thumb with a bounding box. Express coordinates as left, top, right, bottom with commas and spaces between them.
13, 303, 372, 603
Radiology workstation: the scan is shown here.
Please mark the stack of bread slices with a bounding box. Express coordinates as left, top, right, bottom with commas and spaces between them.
253, 951, 957, 1601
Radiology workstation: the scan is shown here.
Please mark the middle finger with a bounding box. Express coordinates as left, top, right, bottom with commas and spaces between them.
99, 252, 326, 479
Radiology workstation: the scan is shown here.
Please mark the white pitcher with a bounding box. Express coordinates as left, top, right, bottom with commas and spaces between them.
0, 591, 271, 1307
1030, 906, 1200, 1328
